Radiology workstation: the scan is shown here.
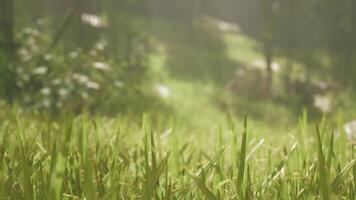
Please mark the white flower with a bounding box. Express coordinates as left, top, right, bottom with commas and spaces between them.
42, 99, 50, 108
16, 67, 24, 74
32, 66, 48, 75
90, 50, 97, 56
36, 19, 45, 26
52, 78, 61, 85
72, 73, 79, 79
93, 62, 110, 71
313, 95, 331, 113
95, 40, 107, 51
56, 101, 63, 108
40, 87, 51, 95
58, 88, 69, 97
16, 81, 24, 88
22, 74, 30, 81
18, 49, 29, 57
114, 81, 124, 88
72, 73, 89, 84
44, 54, 52, 61
86, 81, 100, 90
81, 92, 89, 99
81, 13, 106, 28
155, 84, 170, 98
78, 76, 89, 84
69, 51, 79, 58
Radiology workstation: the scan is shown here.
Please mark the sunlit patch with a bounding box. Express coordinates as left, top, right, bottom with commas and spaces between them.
271, 62, 280, 71
155, 84, 170, 98
250, 59, 280, 71
215, 20, 239, 33
203, 16, 240, 33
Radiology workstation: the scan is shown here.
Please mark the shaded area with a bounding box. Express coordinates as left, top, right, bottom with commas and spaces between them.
151, 20, 241, 86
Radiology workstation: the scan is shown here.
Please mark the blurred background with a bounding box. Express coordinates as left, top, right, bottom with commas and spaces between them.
1, 0, 356, 128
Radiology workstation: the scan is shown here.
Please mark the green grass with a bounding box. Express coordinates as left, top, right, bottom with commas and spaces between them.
0, 110, 355, 199
145, 18, 310, 133
223, 33, 262, 64
1, 17, 356, 199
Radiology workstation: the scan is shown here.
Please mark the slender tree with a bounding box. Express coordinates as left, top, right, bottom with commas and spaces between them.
260, 0, 277, 98
0, 0, 17, 101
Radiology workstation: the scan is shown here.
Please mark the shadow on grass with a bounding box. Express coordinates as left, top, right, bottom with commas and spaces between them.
151, 19, 243, 87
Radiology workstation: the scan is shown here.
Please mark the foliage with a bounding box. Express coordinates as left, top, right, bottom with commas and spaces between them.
11, 21, 160, 115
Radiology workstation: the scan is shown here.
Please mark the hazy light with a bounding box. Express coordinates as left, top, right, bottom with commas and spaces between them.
155, 84, 170, 98
343, 121, 356, 143
250, 59, 280, 71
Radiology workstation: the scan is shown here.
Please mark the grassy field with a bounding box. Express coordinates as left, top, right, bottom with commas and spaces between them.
0, 110, 355, 200
2, 2, 356, 199
1, 19, 356, 200
1, 18, 355, 200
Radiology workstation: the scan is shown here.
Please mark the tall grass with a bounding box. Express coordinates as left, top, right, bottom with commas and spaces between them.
0, 112, 355, 199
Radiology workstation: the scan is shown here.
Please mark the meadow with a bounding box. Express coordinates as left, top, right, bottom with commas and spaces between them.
0, 109, 355, 200
2, 1, 356, 199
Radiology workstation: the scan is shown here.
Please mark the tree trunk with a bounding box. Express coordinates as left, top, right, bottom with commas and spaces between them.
0, 0, 16, 102
264, 42, 273, 98
0, 0, 15, 53
284, 58, 293, 93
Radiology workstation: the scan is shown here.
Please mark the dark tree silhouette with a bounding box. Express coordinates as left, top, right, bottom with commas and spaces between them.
0, 0, 17, 101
